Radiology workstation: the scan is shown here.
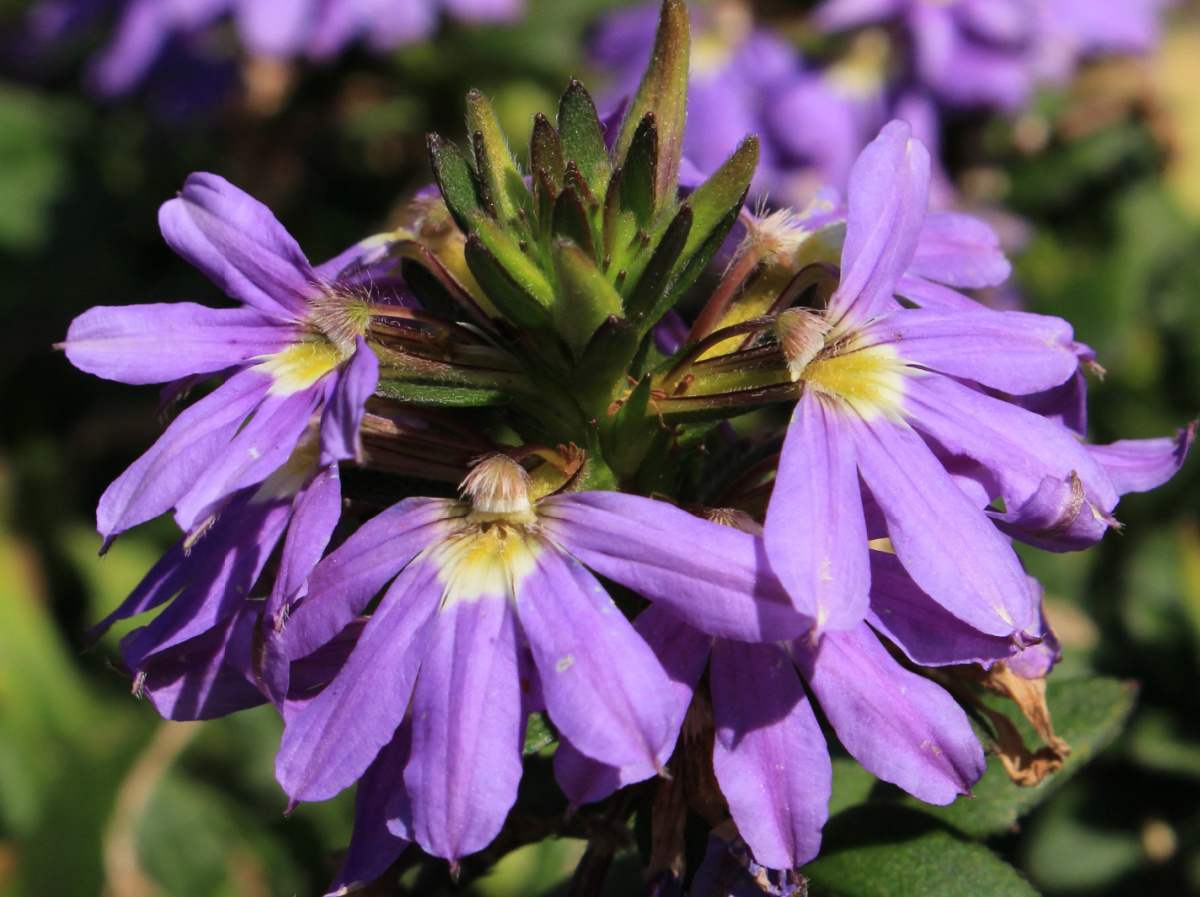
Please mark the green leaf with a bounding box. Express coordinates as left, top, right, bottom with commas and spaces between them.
620, 113, 659, 226
522, 712, 558, 756
426, 133, 482, 235
805, 806, 1041, 897
551, 186, 596, 259
557, 79, 611, 196
613, 0, 689, 201
375, 379, 511, 407
552, 239, 624, 356
530, 112, 565, 189
602, 375, 654, 477
467, 89, 530, 228
662, 197, 744, 310
682, 136, 758, 261
910, 676, 1138, 839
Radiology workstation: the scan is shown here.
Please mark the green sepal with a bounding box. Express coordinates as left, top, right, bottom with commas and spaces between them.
613, 0, 689, 202
625, 203, 692, 326
466, 89, 529, 229
557, 79, 611, 196
573, 315, 643, 415
398, 258, 465, 322
426, 133, 481, 235
682, 135, 757, 252
620, 113, 659, 227
551, 186, 596, 259
602, 374, 655, 477
464, 223, 554, 329
375, 380, 511, 407
522, 712, 558, 756
551, 239, 624, 357
530, 112, 565, 189
533, 168, 558, 243
662, 194, 745, 312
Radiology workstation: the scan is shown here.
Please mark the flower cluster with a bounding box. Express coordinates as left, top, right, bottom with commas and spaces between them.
20, 0, 524, 97
61, 1, 1191, 893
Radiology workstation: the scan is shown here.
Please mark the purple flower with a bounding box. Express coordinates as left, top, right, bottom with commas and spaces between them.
62, 172, 380, 546
591, 2, 882, 206
761, 120, 1116, 638
268, 455, 809, 876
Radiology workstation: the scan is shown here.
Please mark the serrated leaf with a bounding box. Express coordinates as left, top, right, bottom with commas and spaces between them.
375, 380, 511, 407
620, 113, 659, 226
427, 133, 482, 235
557, 79, 611, 196
552, 239, 623, 356
467, 89, 530, 229
805, 806, 1041, 897
910, 676, 1138, 839
613, 0, 689, 201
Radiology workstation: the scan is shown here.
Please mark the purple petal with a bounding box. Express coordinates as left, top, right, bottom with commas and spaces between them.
1088, 422, 1195, 495
515, 548, 675, 772
86, 0, 169, 96
264, 463, 342, 629
814, 0, 901, 31
140, 608, 265, 721
794, 623, 985, 804
765, 390, 869, 633
62, 303, 293, 385
540, 493, 809, 641
120, 494, 293, 669
896, 274, 982, 311
236, 0, 313, 57
158, 172, 317, 320
867, 551, 1017, 668
827, 120, 931, 325
319, 337, 379, 465
866, 307, 1079, 394
904, 375, 1118, 527
96, 368, 271, 540
276, 558, 442, 802
404, 597, 523, 861
909, 211, 1011, 289
710, 640, 830, 869
554, 604, 711, 807
326, 726, 411, 897
991, 473, 1112, 552
268, 498, 453, 698
172, 383, 323, 532
849, 414, 1035, 636
1014, 370, 1088, 436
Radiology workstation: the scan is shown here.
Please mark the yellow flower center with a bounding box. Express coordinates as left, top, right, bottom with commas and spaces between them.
256, 338, 347, 395
431, 521, 543, 606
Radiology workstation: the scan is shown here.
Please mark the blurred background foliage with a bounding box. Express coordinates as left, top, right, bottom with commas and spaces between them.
0, 0, 1199, 895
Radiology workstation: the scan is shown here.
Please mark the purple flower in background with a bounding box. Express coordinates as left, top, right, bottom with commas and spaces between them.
61, 172, 381, 546
269, 455, 808, 881
592, 1, 884, 206
23, 0, 526, 96
814, 0, 1171, 111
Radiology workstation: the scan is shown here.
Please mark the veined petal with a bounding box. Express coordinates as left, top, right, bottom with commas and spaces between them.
710, 640, 830, 870
264, 464, 342, 631
554, 604, 711, 807
269, 498, 453, 702
867, 308, 1079, 394
405, 597, 523, 862
539, 493, 809, 641
1088, 422, 1195, 495
326, 727, 412, 897
96, 368, 271, 540
276, 559, 442, 802
895, 274, 981, 311
515, 548, 675, 772
158, 172, 316, 320
827, 120, 931, 326
794, 623, 985, 804
765, 390, 869, 633
904, 375, 1118, 521
319, 336, 379, 465
909, 211, 1011, 289
850, 415, 1035, 636
868, 551, 1017, 668
120, 494, 293, 670
172, 384, 323, 532
62, 303, 293, 385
